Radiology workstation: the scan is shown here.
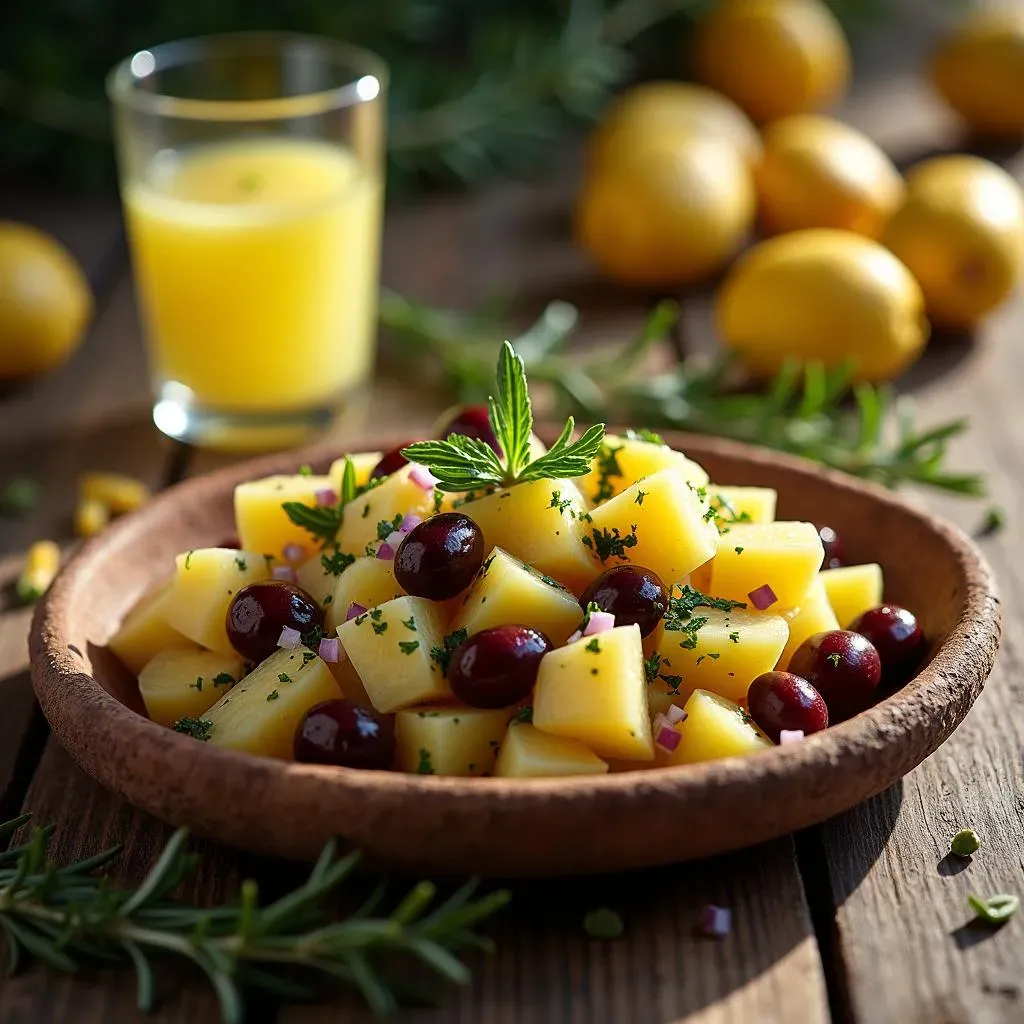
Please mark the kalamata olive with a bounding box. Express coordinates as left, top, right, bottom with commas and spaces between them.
816, 525, 845, 570
787, 629, 881, 722
225, 580, 323, 663
448, 625, 552, 708
294, 699, 394, 769
849, 604, 925, 687
579, 564, 667, 637
747, 671, 829, 742
394, 512, 485, 600
370, 441, 419, 480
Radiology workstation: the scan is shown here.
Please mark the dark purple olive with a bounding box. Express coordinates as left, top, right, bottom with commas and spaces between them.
370, 440, 419, 480
849, 604, 925, 688
747, 671, 829, 742
394, 512, 485, 600
437, 405, 501, 454
225, 580, 323, 663
579, 564, 667, 638
788, 630, 881, 722
294, 699, 394, 769
816, 525, 845, 570
448, 625, 552, 708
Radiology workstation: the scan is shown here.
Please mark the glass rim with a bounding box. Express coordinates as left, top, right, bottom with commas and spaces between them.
106, 31, 387, 122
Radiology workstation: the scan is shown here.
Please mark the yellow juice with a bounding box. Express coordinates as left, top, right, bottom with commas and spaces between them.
124, 137, 381, 414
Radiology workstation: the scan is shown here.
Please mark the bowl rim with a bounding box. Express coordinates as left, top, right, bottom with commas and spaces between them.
30, 430, 1001, 809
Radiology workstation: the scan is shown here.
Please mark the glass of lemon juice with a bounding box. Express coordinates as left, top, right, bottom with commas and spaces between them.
108, 34, 386, 449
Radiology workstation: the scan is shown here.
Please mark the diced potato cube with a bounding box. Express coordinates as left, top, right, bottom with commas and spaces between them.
495, 722, 608, 778
777, 576, 840, 670
234, 474, 335, 562
587, 433, 709, 504
666, 689, 772, 765
690, 560, 714, 593
651, 607, 789, 705
451, 547, 583, 646
395, 705, 513, 776
139, 649, 243, 728
325, 557, 406, 632
203, 648, 340, 760
338, 465, 437, 556
109, 583, 192, 674
459, 479, 600, 594
295, 551, 337, 608
820, 563, 884, 628
166, 548, 272, 656
534, 624, 653, 761
337, 596, 453, 713
329, 451, 382, 492
709, 521, 824, 609
709, 486, 777, 525
585, 469, 719, 586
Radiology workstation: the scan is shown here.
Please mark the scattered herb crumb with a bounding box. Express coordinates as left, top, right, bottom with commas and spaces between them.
278, 673, 292, 684
417, 748, 436, 775
190, 677, 203, 692
212, 672, 235, 687
173, 717, 212, 740
267, 690, 279, 702
430, 628, 469, 674
827, 653, 842, 668
402, 616, 417, 631
635, 489, 647, 506
298, 464, 313, 476
583, 908, 624, 940
399, 640, 420, 655
979, 506, 1005, 536
513, 706, 533, 724
728, 631, 740, 644
734, 546, 744, 555
585, 638, 601, 654
235, 555, 248, 571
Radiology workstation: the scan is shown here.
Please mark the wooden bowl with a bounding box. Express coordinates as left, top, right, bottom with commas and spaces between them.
30, 433, 1000, 876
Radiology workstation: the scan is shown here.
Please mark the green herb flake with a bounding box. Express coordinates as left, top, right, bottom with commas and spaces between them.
416, 748, 436, 775
235, 556, 248, 572
321, 550, 356, 576
827, 653, 842, 668
583, 907, 624, 940
302, 651, 316, 666
212, 673, 235, 687
376, 514, 404, 541
298, 464, 313, 477
267, 690, 280, 702
979, 506, 1006, 535
728, 631, 740, 644
402, 616, 418, 631
549, 490, 573, 514
172, 717, 212, 740
644, 652, 665, 684
430, 628, 469, 675
585, 638, 601, 654
659, 673, 683, 692
591, 524, 638, 562
950, 828, 981, 858
184, 550, 194, 570
399, 640, 420, 655
734, 546, 744, 554
372, 620, 389, 635
278, 673, 292, 684
190, 677, 203, 692
967, 892, 1018, 925
301, 625, 324, 650
513, 706, 533, 724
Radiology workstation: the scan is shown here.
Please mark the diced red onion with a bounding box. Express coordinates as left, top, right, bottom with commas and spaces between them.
779, 729, 805, 745
700, 904, 732, 938
346, 602, 367, 622
583, 611, 615, 636
566, 629, 583, 644
666, 704, 687, 725
282, 543, 307, 564
384, 530, 405, 550
272, 565, 298, 583
654, 724, 681, 754
318, 637, 341, 663
400, 513, 422, 533
277, 626, 301, 650
377, 542, 395, 560
314, 488, 338, 507
408, 464, 439, 491
747, 584, 778, 610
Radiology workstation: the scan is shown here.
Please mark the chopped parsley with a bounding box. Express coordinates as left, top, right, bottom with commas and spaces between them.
980, 506, 1005, 535
644, 652, 666, 684
660, 673, 683, 693
376, 514, 404, 541
702, 507, 718, 523
267, 690, 279, 701
513, 705, 533, 724
173, 717, 212, 740
190, 677, 203, 692
278, 672, 292, 684
634, 489, 647, 506
298, 464, 313, 477
184, 550, 194, 570
321, 549, 356, 576
734, 546, 745, 554
430, 628, 469, 675
372, 619, 389, 635
827, 653, 842, 668
212, 672, 235, 687
593, 442, 624, 503
728, 632, 740, 644
665, 584, 746, 626
402, 616, 417, 631
235, 556, 248, 571
591, 524, 638, 562
712, 495, 753, 524
302, 651, 316, 666
399, 640, 420, 655
585, 638, 601, 654
416, 748, 436, 775
0, 477, 40, 518
549, 490, 573, 514
301, 625, 325, 650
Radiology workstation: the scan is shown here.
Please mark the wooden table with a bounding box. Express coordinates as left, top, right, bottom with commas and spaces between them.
1, 5, 1023, 1022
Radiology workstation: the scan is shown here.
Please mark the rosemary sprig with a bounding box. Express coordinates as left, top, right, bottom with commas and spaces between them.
0, 814, 509, 1021
380, 292, 985, 498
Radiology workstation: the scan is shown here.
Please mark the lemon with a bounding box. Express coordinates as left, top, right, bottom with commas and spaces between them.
0, 223, 92, 381
576, 135, 755, 288
693, 0, 851, 124
930, 8, 1024, 137
756, 115, 904, 239
716, 229, 928, 383
882, 155, 1024, 329
588, 81, 761, 170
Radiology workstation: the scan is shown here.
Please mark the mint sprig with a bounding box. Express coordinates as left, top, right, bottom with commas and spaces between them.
402, 341, 605, 492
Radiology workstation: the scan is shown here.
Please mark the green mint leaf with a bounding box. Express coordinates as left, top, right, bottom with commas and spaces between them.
173, 717, 212, 740
401, 437, 504, 492
519, 420, 605, 484
489, 340, 533, 478
282, 502, 345, 546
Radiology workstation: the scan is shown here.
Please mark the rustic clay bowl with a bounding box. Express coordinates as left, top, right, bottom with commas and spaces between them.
30, 433, 1000, 876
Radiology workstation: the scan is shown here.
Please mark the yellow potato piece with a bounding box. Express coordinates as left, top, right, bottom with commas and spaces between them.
587, 432, 709, 504
459, 479, 600, 594
395, 705, 513, 777
709, 521, 824, 609
234, 474, 335, 562
204, 648, 340, 760
651, 606, 789, 705
338, 464, 438, 556
777, 575, 840, 670
451, 547, 583, 646
666, 688, 772, 765
325, 557, 406, 633
329, 451, 383, 491
820, 563, 883, 628
166, 548, 272, 656
294, 551, 337, 608
709, 486, 777, 524
495, 722, 608, 778
586, 469, 719, 587
109, 583, 191, 675
139, 648, 243, 728
534, 624, 654, 761
337, 595, 453, 713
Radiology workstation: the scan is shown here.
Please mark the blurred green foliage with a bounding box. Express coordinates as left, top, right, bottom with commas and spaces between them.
0, 0, 886, 195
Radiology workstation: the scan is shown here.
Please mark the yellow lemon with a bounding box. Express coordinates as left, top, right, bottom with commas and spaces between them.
0, 222, 92, 381
588, 81, 762, 170
693, 0, 851, 124
756, 115, 904, 239
716, 229, 928, 383
882, 155, 1024, 329
577, 135, 756, 287
930, 8, 1024, 137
